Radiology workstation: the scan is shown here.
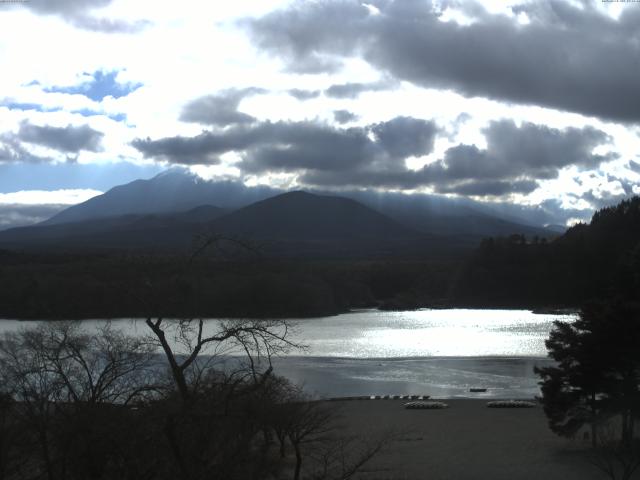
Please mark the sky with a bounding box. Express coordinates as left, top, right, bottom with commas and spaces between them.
0, 0, 639, 229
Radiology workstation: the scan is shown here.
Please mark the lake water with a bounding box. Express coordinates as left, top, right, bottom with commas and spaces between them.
0, 309, 573, 399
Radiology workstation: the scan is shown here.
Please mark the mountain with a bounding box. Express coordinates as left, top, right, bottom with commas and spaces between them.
43, 169, 279, 226
339, 189, 560, 237
0, 205, 227, 251
211, 191, 417, 241
204, 191, 430, 257
0, 190, 431, 257
42, 169, 556, 241
1, 169, 559, 256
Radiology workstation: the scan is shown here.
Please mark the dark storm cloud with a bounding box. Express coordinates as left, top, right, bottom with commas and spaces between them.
134, 120, 376, 167
240, 124, 374, 173
239, 117, 438, 174
0, 133, 53, 163
18, 121, 104, 153
434, 179, 539, 196
132, 122, 298, 165
324, 79, 397, 99
246, 0, 640, 123
18, 0, 149, 33
132, 117, 437, 171
180, 88, 267, 127
287, 89, 321, 101
333, 110, 359, 124
298, 120, 613, 196
371, 116, 437, 158
133, 115, 611, 197
421, 120, 614, 184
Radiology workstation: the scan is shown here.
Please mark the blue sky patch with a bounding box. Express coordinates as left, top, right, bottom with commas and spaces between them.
44, 70, 142, 102
0, 161, 162, 193
73, 108, 127, 123
0, 100, 62, 113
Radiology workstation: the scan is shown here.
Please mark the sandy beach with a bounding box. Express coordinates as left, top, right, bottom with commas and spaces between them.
328, 399, 603, 480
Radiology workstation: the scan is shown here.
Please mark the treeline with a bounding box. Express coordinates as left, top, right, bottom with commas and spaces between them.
4, 196, 638, 319
452, 197, 640, 308
0, 249, 459, 319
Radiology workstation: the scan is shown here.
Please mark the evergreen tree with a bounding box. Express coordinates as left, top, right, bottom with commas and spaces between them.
536, 301, 640, 447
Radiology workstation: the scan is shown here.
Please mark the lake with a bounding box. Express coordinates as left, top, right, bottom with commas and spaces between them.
0, 309, 573, 399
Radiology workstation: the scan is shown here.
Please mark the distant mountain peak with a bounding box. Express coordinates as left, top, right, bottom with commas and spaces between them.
153, 167, 195, 179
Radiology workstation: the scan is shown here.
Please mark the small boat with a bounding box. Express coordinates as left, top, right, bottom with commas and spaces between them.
469, 388, 487, 393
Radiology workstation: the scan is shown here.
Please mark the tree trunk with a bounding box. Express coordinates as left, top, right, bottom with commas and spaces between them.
293, 442, 302, 480
39, 429, 55, 480
278, 434, 286, 459
164, 415, 191, 480
146, 319, 190, 402
591, 395, 598, 448
622, 410, 632, 448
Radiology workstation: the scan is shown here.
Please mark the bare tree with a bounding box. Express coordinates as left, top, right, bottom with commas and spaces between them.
145, 317, 298, 403
0, 322, 160, 480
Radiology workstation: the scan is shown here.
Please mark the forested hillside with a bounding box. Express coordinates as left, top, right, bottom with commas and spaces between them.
452, 197, 640, 307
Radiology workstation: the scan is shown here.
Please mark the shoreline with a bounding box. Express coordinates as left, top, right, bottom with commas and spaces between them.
271, 355, 552, 400
0, 305, 579, 322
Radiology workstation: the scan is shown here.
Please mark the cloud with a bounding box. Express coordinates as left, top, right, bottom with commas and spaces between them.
132, 110, 611, 197
0, 204, 67, 231
578, 172, 640, 209
371, 116, 438, 158
17, 121, 104, 153
333, 110, 359, 124
324, 79, 397, 98
180, 88, 267, 127
19, 0, 148, 33
434, 179, 539, 196
0, 188, 102, 230
246, 0, 640, 123
0, 100, 62, 113
0, 188, 102, 205
132, 117, 438, 171
132, 126, 261, 165
73, 108, 127, 122
422, 120, 613, 184
299, 120, 614, 195
21, 0, 111, 16
44, 70, 142, 102
287, 89, 321, 101
0, 134, 53, 164
283, 53, 344, 74
68, 15, 149, 33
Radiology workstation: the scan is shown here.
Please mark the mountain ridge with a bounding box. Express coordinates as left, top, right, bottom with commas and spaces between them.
38, 169, 554, 240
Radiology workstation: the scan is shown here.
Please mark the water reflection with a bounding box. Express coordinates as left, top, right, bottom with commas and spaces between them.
288, 309, 573, 358
0, 309, 573, 358
0, 310, 572, 398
